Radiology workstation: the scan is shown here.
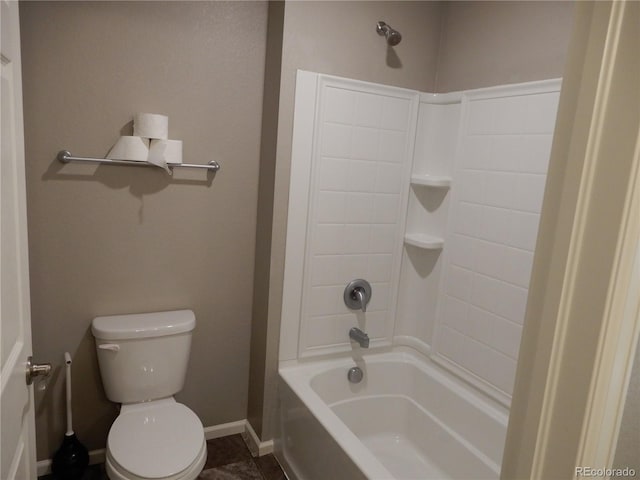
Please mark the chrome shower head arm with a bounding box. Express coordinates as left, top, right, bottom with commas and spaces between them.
376, 21, 388, 36
376, 21, 402, 46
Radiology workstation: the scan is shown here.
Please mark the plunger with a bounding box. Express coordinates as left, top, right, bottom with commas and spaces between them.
52, 352, 89, 479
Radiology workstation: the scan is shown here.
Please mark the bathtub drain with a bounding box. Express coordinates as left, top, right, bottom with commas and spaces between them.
347, 366, 364, 383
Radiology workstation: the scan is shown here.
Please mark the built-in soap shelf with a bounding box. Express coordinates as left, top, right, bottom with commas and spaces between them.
405, 175, 449, 251
403, 98, 461, 255
410, 174, 451, 188
404, 233, 444, 250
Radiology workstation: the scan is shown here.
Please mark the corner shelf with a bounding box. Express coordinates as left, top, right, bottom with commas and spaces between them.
404, 233, 444, 250
410, 174, 451, 188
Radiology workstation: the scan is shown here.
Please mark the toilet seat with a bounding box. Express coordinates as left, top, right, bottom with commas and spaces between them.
106, 443, 206, 480
106, 398, 206, 480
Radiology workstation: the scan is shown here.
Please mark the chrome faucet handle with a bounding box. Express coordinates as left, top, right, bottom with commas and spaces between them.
354, 288, 367, 313
344, 279, 372, 313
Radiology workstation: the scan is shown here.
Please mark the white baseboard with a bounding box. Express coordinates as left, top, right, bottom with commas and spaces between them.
203, 419, 246, 440
36, 419, 272, 477
242, 420, 274, 457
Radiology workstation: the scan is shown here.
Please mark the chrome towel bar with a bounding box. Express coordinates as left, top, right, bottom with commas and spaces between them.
57, 150, 220, 172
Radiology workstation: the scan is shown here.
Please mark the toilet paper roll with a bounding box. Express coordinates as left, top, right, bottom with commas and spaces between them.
133, 113, 169, 140
105, 136, 149, 161
150, 139, 182, 165
147, 140, 182, 175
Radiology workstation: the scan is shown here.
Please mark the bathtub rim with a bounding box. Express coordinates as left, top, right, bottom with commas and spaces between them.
280, 359, 394, 479
279, 348, 509, 479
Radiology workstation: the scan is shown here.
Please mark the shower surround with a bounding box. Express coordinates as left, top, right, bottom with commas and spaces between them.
277, 71, 560, 479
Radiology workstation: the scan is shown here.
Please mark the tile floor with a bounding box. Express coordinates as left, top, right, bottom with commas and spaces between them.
200, 434, 285, 480
39, 434, 286, 480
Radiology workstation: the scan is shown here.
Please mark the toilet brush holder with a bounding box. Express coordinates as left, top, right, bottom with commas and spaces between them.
52, 433, 89, 480
51, 353, 89, 480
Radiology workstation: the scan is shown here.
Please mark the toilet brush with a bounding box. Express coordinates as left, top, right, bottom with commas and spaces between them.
52, 352, 89, 480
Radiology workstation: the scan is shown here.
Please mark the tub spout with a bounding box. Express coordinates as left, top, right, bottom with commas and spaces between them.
349, 327, 370, 348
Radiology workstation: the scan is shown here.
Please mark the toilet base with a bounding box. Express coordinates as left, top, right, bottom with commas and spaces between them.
105, 439, 206, 480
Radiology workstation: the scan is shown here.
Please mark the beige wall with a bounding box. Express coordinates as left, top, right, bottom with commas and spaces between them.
281, 1, 444, 93
248, 1, 284, 439
20, 1, 268, 460
435, 1, 574, 92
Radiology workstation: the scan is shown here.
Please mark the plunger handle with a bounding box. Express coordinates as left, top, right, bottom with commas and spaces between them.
64, 352, 73, 436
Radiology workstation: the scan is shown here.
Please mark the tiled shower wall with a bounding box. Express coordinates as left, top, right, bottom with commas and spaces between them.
298, 77, 418, 356
281, 73, 561, 403
433, 85, 560, 399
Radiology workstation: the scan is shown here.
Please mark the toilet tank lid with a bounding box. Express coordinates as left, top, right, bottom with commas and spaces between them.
92, 310, 195, 340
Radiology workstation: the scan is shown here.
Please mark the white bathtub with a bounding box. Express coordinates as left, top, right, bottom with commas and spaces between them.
277, 350, 508, 480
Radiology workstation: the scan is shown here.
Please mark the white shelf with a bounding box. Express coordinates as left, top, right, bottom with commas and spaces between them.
404, 233, 444, 250
410, 174, 452, 188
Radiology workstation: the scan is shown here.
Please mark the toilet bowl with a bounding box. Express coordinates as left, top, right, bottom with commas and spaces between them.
105, 398, 206, 480
92, 310, 205, 480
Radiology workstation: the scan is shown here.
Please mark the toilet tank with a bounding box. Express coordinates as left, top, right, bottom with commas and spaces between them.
92, 310, 195, 404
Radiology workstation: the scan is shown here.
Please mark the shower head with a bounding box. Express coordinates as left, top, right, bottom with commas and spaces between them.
376, 21, 402, 46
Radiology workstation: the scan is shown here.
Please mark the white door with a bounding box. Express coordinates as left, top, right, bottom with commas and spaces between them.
0, 1, 39, 478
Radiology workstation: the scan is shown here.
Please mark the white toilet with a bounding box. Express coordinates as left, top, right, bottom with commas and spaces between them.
92, 310, 206, 480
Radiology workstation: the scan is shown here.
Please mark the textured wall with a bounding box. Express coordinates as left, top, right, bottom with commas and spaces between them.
248, 0, 284, 439
20, 1, 268, 460
435, 1, 574, 92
